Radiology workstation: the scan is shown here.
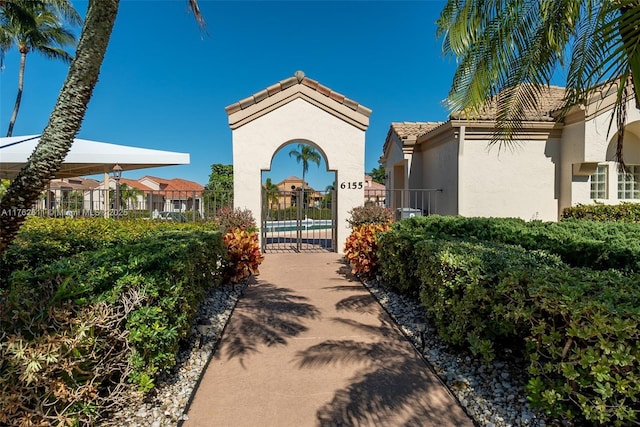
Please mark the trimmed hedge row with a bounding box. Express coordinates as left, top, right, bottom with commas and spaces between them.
376, 217, 640, 425
390, 215, 640, 272
562, 202, 640, 222
0, 217, 218, 284
1, 226, 226, 425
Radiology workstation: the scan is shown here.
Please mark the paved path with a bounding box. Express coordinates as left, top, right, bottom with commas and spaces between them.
183, 253, 474, 427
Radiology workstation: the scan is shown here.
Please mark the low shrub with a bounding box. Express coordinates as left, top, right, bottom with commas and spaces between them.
222, 228, 264, 283
416, 238, 563, 361
507, 268, 640, 426
376, 227, 426, 295
393, 215, 640, 272
0, 217, 208, 286
0, 228, 226, 425
346, 204, 393, 228
215, 206, 257, 233
562, 202, 640, 222
344, 222, 391, 278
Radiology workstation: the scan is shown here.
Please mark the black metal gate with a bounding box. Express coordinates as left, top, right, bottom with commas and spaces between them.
261, 188, 336, 253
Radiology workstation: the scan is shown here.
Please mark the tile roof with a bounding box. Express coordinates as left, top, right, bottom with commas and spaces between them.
141, 176, 204, 191
450, 84, 566, 122
119, 178, 153, 191
48, 177, 100, 190
390, 122, 444, 140
225, 71, 372, 117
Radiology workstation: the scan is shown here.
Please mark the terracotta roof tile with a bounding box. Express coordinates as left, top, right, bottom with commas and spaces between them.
267, 82, 282, 96
329, 91, 345, 103
391, 122, 444, 139
316, 84, 331, 97
119, 178, 153, 191
225, 71, 371, 117
280, 76, 297, 90
253, 89, 269, 103
450, 84, 566, 122
301, 78, 318, 89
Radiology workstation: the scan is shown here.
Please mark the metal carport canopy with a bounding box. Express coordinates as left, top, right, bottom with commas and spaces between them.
0, 135, 190, 179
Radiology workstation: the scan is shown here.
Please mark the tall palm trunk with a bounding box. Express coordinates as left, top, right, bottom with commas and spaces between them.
0, 0, 119, 259
6, 50, 26, 137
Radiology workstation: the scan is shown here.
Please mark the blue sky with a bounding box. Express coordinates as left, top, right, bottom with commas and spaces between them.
0, 0, 458, 190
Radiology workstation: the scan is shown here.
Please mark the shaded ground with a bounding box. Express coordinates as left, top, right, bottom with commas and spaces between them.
182, 253, 473, 427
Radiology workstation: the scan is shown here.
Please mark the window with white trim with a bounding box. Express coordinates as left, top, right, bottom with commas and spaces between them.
618, 165, 640, 199
590, 165, 607, 199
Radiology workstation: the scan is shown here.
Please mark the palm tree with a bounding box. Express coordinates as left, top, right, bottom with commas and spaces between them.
263, 177, 281, 209
437, 0, 640, 167
0, 0, 81, 137
288, 143, 321, 188
0, 0, 206, 258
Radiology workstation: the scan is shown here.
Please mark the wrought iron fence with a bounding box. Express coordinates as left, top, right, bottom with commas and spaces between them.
21, 186, 443, 223
366, 188, 443, 220
28, 188, 234, 222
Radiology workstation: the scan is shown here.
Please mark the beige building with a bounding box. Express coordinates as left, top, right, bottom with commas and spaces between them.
381, 83, 640, 221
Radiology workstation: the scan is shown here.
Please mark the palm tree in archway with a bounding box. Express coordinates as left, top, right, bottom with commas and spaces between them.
263, 177, 280, 209
0, 0, 81, 136
288, 143, 321, 189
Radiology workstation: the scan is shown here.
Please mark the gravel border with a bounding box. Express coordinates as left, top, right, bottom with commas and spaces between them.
100, 270, 570, 427
99, 280, 247, 427
363, 278, 566, 427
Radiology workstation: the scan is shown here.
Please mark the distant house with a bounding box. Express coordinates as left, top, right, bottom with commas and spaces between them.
40, 177, 100, 211
268, 176, 324, 209
138, 175, 204, 212
46, 176, 204, 216
380, 83, 640, 221
364, 174, 386, 206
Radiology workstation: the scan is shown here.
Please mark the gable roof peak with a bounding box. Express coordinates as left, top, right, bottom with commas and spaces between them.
225, 71, 372, 130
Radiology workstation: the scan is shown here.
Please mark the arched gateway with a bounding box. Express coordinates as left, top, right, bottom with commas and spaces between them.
225, 71, 371, 253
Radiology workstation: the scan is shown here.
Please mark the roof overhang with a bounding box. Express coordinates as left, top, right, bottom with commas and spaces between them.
225, 71, 372, 131
0, 135, 190, 179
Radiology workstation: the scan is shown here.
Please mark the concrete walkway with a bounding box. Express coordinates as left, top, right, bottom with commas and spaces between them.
183, 253, 474, 427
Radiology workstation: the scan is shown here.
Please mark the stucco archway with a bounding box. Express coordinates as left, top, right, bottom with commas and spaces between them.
225, 71, 371, 253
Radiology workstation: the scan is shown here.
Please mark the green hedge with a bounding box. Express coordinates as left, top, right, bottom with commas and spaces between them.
0, 217, 218, 284
513, 268, 640, 425
376, 217, 640, 425
390, 215, 640, 272
416, 238, 562, 361
562, 202, 640, 222
1, 227, 226, 424
4, 228, 225, 385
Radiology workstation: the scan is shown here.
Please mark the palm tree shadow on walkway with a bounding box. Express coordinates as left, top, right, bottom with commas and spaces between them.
219, 280, 321, 367
289, 264, 473, 427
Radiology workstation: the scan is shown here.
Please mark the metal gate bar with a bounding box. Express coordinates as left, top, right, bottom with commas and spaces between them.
261, 188, 335, 253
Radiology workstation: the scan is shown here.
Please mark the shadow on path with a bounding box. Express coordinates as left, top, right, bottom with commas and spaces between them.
222, 282, 321, 367
288, 264, 473, 427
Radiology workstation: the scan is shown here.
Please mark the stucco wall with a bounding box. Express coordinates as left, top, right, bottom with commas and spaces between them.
232, 98, 365, 253
420, 138, 458, 215
459, 137, 560, 221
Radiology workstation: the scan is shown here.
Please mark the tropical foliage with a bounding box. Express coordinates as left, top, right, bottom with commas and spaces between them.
368, 164, 386, 184
343, 222, 391, 278
0, 219, 225, 425
0, 0, 205, 259
0, 0, 81, 136
288, 143, 321, 187
437, 0, 640, 166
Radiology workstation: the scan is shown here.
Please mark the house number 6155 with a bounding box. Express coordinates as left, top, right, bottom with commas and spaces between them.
339, 182, 363, 189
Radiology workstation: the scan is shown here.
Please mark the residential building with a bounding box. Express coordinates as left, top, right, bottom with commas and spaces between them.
380, 83, 640, 221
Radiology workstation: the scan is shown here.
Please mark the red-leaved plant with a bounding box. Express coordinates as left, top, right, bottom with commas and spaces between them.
344, 223, 391, 278
223, 228, 264, 283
